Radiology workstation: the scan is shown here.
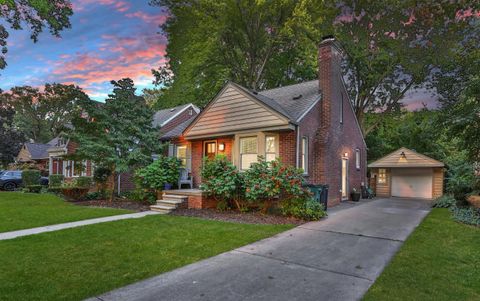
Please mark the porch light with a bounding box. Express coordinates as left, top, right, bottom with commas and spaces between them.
219, 143, 225, 152
400, 151, 406, 159
343, 152, 349, 158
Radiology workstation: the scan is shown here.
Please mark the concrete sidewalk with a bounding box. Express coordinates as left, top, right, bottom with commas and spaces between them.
0, 211, 160, 241
87, 198, 430, 301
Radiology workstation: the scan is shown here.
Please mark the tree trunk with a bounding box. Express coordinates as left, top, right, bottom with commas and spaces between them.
110, 170, 117, 203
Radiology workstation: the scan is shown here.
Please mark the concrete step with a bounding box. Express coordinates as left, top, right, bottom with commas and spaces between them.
158, 199, 184, 205
149, 205, 173, 214
162, 194, 188, 201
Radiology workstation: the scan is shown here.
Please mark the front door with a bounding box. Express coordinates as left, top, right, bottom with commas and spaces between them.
204, 141, 217, 160
341, 158, 349, 200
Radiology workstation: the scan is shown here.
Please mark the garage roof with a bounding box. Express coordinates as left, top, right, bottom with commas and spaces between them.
368, 147, 444, 168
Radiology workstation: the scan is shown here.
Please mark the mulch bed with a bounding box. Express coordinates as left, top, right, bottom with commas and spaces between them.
171, 208, 305, 225
74, 199, 151, 212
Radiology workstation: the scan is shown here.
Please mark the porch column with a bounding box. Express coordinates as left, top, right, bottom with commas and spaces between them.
49, 156, 53, 175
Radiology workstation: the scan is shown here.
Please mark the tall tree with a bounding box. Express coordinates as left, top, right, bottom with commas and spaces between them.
151, 0, 475, 132
70, 78, 161, 200
0, 89, 24, 167
5, 83, 88, 142
0, 0, 73, 71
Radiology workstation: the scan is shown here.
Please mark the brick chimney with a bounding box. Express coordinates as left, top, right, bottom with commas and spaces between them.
318, 36, 343, 133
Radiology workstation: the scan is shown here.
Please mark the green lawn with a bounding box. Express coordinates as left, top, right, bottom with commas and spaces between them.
0, 192, 131, 232
0, 214, 292, 301
364, 209, 480, 301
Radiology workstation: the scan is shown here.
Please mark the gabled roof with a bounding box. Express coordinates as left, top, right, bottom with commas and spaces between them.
368, 147, 444, 168
230, 80, 321, 123
152, 103, 200, 128
24, 143, 51, 160
160, 116, 197, 140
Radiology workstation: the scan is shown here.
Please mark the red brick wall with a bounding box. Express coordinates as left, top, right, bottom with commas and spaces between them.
279, 131, 296, 166
317, 39, 367, 206
160, 106, 198, 135
190, 137, 234, 187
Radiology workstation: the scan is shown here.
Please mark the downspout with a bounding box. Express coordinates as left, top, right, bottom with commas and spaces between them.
295, 124, 300, 168
117, 174, 121, 196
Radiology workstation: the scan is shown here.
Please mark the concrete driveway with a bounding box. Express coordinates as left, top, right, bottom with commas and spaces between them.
87, 198, 431, 301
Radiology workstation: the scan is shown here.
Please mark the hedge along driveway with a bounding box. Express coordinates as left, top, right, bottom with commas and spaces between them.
0, 192, 131, 233
0, 214, 292, 301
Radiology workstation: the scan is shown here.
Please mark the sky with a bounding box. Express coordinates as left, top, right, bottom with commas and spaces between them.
0, 0, 438, 108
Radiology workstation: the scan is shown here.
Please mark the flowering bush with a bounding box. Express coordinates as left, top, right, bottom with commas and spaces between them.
136, 156, 181, 191
200, 155, 243, 209
243, 158, 309, 212
280, 196, 327, 220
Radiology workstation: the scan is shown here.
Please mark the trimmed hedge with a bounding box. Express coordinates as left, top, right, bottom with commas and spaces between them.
26, 185, 42, 193
49, 174, 64, 187
22, 170, 41, 187
75, 176, 93, 189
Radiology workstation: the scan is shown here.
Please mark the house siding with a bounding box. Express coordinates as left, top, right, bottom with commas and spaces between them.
160, 106, 198, 135
186, 85, 289, 138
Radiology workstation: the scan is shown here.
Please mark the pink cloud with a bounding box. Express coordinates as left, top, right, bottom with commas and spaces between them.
126, 11, 168, 25
72, 0, 130, 13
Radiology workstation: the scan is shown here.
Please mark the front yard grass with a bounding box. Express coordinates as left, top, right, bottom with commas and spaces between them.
363, 208, 480, 301
0, 192, 132, 232
0, 214, 292, 301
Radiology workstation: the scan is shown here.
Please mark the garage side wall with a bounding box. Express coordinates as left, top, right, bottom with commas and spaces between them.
371, 168, 391, 197
433, 168, 444, 198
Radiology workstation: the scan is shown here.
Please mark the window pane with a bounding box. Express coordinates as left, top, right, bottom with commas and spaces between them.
240, 137, 257, 153
241, 154, 257, 170
176, 146, 187, 167
356, 149, 360, 169
266, 153, 276, 162
265, 136, 276, 153
301, 137, 308, 172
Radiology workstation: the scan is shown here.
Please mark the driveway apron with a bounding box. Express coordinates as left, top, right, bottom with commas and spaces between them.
87, 198, 431, 301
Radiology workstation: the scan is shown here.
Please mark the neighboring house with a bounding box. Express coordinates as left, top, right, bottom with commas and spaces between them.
16, 141, 53, 173
117, 103, 200, 192
175, 37, 367, 206
368, 147, 444, 199
47, 137, 93, 179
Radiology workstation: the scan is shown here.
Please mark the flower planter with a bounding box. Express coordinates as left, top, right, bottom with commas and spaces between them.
164, 183, 173, 190
467, 195, 480, 208
351, 192, 361, 202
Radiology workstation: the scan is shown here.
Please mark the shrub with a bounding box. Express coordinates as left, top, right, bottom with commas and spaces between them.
136, 156, 181, 191
85, 191, 102, 200
432, 194, 456, 208
61, 187, 89, 201
26, 185, 42, 193
48, 174, 64, 187
74, 176, 93, 188
280, 196, 327, 221
48, 187, 63, 195
200, 155, 243, 209
243, 158, 307, 212
93, 166, 112, 185
450, 206, 480, 226
120, 189, 156, 204
22, 170, 40, 187
446, 159, 477, 201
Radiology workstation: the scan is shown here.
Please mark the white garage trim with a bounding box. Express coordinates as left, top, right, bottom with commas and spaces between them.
391, 168, 433, 199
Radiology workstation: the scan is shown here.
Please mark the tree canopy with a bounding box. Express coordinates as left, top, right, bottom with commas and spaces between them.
0, 90, 24, 167
69, 78, 161, 199
4, 83, 88, 143
151, 0, 476, 133
0, 0, 73, 71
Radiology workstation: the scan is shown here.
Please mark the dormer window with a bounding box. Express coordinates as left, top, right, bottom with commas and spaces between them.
189, 109, 193, 116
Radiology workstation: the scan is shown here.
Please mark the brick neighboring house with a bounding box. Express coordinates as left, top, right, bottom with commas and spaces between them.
174, 37, 367, 207
16, 141, 53, 174
47, 137, 93, 179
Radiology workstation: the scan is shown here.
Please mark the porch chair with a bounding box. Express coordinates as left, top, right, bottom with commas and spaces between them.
178, 168, 193, 189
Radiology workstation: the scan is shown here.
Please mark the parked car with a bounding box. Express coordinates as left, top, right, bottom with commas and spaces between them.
0, 170, 49, 191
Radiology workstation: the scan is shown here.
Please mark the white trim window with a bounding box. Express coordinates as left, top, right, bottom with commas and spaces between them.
355, 148, 361, 170
378, 168, 387, 184
301, 137, 308, 174
240, 136, 258, 170
176, 145, 187, 167
265, 136, 277, 162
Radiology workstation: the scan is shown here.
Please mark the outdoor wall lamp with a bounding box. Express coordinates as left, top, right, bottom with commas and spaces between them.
343, 152, 349, 158
219, 143, 225, 152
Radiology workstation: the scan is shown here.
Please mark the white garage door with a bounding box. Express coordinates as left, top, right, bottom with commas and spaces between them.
391, 168, 433, 199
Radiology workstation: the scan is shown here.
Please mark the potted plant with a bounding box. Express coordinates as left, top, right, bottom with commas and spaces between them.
136, 156, 181, 199
350, 188, 361, 202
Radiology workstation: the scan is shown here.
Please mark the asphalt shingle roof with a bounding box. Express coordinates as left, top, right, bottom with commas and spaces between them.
25, 143, 51, 160
152, 104, 192, 128
160, 116, 197, 140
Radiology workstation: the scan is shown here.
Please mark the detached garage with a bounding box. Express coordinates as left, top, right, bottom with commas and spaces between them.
369, 148, 444, 199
